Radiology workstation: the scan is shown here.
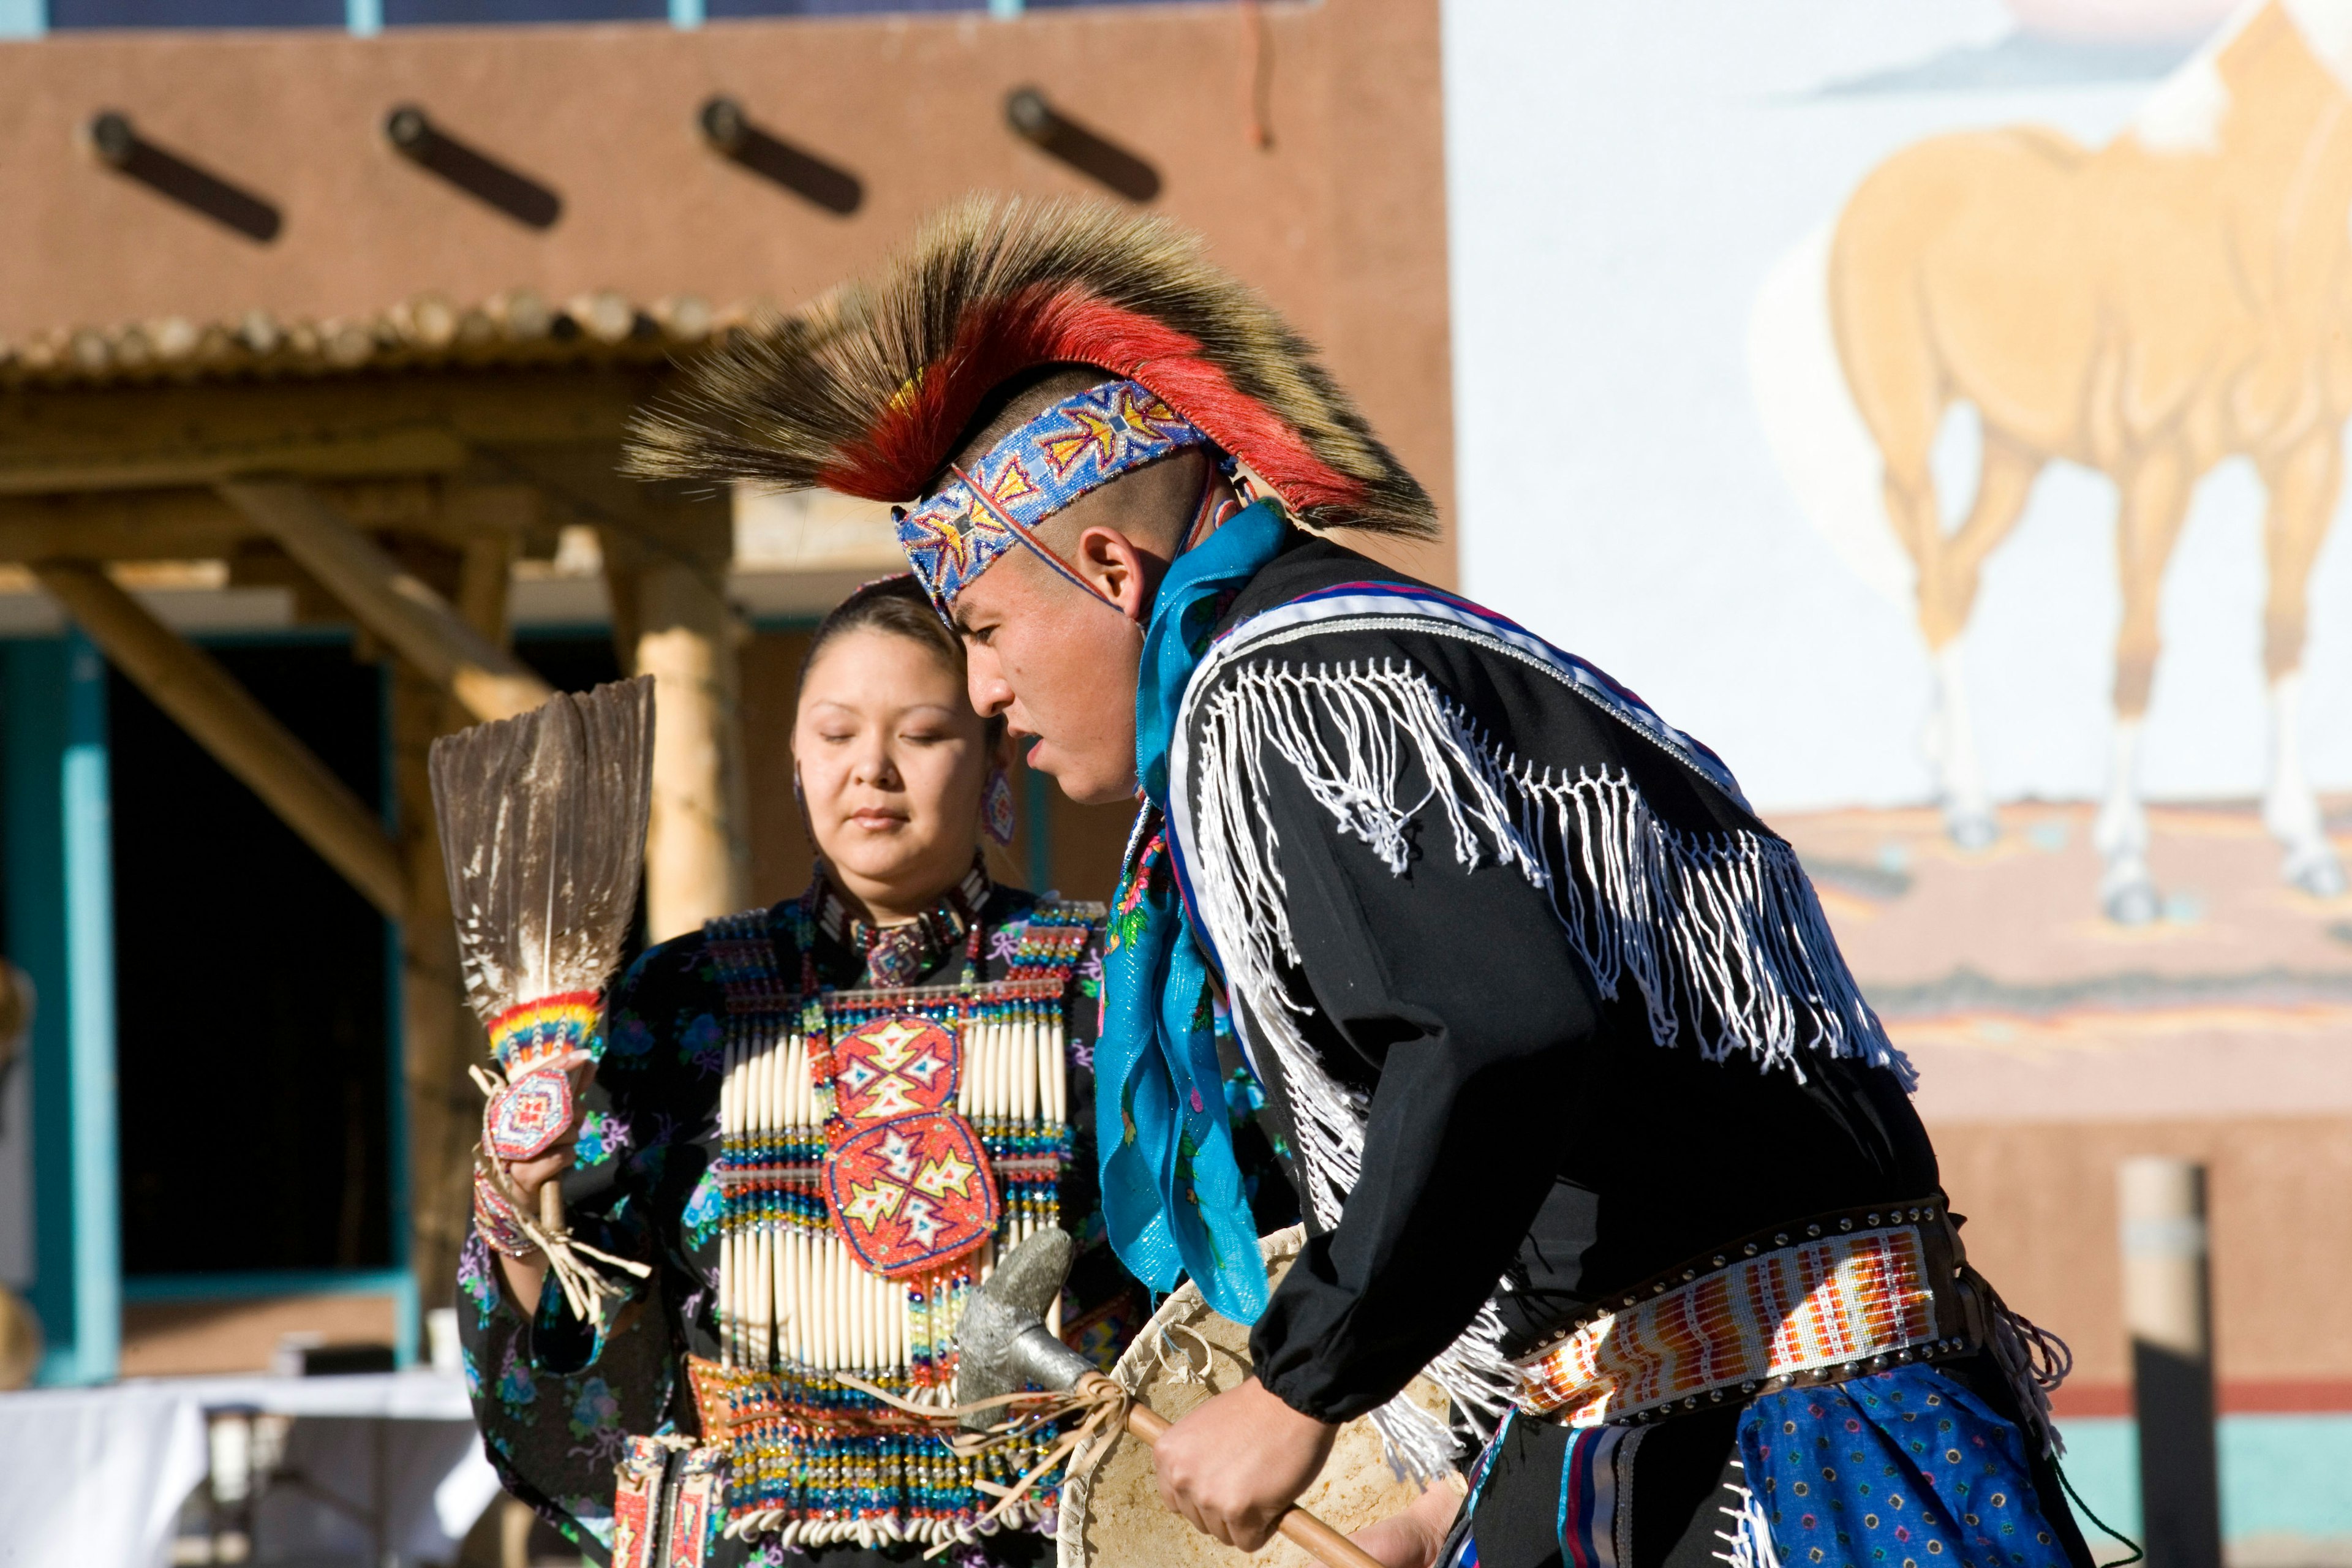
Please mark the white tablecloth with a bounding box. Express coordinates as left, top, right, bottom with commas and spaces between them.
0, 1371, 500, 1568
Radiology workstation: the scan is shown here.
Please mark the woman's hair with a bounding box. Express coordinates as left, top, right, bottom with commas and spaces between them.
797, 574, 1006, 747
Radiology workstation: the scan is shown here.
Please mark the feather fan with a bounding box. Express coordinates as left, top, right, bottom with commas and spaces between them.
431, 676, 655, 1032
429, 676, 657, 1320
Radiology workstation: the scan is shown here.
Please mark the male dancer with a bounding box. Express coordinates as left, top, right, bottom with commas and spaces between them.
630, 197, 2092, 1568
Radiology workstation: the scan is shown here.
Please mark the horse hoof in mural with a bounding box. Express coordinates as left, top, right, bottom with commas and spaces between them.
1757, 0, 2352, 922
2100, 873, 2162, 930
2093, 774, 2162, 927
1920, 650, 1997, 853
2266, 763, 2348, 898
2284, 841, 2348, 901
1944, 805, 1997, 855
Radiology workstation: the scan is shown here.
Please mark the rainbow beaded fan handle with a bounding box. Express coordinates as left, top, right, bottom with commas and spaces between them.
430, 677, 658, 1322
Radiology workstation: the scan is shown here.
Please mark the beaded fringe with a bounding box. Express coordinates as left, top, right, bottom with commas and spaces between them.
1179, 658, 1910, 1480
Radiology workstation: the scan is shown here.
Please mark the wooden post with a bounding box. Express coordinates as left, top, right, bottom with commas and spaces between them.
393, 651, 474, 1317
2120, 1156, 2223, 1568
602, 516, 748, 941
216, 480, 551, 723
31, 561, 404, 919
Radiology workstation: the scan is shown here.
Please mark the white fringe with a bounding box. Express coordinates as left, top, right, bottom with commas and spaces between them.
1181, 659, 1911, 1477
1711, 1474, 1782, 1568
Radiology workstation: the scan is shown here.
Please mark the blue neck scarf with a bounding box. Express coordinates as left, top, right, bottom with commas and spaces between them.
1096, 499, 1288, 1323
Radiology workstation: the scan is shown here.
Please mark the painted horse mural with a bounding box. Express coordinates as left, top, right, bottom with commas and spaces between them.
1755, 0, 2352, 921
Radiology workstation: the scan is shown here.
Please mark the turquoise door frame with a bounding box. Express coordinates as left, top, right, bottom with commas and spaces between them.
4, 633, 120, 1385
3, 631, 415, 1383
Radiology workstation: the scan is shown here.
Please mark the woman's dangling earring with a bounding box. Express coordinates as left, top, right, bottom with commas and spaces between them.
982, 767, 1017, 848
793, 767, 820, 855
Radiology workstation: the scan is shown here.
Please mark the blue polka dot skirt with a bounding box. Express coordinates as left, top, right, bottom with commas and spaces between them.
1738, 1366, 2071, 1568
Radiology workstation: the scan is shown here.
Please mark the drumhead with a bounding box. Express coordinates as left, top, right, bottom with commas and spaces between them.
1055, 1226, 1450, 1567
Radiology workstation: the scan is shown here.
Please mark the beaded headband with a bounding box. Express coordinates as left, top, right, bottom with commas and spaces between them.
892, 380, 1210, 610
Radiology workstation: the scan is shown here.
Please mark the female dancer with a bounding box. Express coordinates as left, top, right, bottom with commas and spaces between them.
459, 576, 1132, 1566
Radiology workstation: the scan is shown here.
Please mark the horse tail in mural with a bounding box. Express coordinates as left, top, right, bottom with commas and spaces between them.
1749, 223, 1994, 848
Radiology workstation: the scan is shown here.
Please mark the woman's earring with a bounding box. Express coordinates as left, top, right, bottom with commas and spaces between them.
793, 767, 819, 853
982, 768, 1017, 848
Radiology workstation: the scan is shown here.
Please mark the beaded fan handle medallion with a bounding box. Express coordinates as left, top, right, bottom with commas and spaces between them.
483, 992, 598, 1161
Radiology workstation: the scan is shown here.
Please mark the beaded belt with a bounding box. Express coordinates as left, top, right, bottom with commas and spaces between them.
1512, 1198, 1986, 1428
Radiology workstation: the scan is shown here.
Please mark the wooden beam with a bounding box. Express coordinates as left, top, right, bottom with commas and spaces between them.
0, 489, 252, 562
31, 560, 405, 919
0, 429, 470, 496
217, 480, 552, 723
397, 518, 521, 1314
0, 369, 657, 497
0, 481, 556, 566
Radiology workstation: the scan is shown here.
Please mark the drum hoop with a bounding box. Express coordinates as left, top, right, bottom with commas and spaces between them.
1055, 1226, 1309, 1568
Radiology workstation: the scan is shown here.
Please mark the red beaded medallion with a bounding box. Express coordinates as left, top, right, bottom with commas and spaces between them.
822, 1014, 998, 1277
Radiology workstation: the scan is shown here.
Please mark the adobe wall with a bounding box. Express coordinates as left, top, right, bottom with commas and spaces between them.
0, 0, 1457, 580
1924, 1096, 2352, 1409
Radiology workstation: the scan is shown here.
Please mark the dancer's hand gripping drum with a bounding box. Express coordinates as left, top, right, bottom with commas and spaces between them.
954, 1230, 1391, 1568
431, 677, 658, 1322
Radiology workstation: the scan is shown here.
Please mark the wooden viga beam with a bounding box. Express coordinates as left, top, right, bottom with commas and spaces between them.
31, 560, 405, 920
215, 480, 552, 724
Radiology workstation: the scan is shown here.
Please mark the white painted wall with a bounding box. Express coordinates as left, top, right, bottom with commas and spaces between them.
1438, 0, 2352, 813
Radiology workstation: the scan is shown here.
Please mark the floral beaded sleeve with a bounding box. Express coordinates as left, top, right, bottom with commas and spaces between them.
457, 921, 732, 1561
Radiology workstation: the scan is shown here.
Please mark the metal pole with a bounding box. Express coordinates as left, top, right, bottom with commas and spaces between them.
2119, 1156, 2222, 1568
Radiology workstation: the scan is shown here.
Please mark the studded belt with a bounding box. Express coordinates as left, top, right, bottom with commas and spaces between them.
1511, 1197, 1988, 1428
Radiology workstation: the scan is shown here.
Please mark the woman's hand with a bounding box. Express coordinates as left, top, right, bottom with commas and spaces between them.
1349, 1479, 1465, 1568
491, 1158, 565, 1317
489, 1050, 592, 1315
1150, 1376, 1338, 1551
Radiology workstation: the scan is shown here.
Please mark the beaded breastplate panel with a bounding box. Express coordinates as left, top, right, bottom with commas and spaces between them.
696, 899, 1100, 1551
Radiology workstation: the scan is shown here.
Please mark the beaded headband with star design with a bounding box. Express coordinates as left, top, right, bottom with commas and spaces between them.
891, 380, 1210, 610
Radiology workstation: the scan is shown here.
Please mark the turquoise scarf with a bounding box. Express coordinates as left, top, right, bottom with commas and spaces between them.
1096, 499, 1287, 1323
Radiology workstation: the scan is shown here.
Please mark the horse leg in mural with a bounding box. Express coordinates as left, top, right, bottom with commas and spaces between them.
2258, 430, 2350, 897
2095, 445, 2196, 926
1918, 430, 2045, 853
1870, 445, 1994, 850
1817, 128, 2087, 855
1844, 307, 2051, 851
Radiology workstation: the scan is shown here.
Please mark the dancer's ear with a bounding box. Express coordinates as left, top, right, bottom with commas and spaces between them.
1067, 524, 1165, 626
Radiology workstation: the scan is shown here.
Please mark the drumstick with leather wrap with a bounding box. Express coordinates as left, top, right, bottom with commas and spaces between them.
955, 1231, 1387, 1568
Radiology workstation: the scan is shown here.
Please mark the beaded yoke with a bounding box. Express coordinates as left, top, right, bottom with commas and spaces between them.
693, 895, 1103, 1553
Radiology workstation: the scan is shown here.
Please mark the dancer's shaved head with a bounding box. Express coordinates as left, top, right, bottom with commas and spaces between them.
938, 366, 1212, 573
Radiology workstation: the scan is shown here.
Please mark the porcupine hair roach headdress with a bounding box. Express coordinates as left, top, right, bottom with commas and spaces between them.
624, 194, 1436, 602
